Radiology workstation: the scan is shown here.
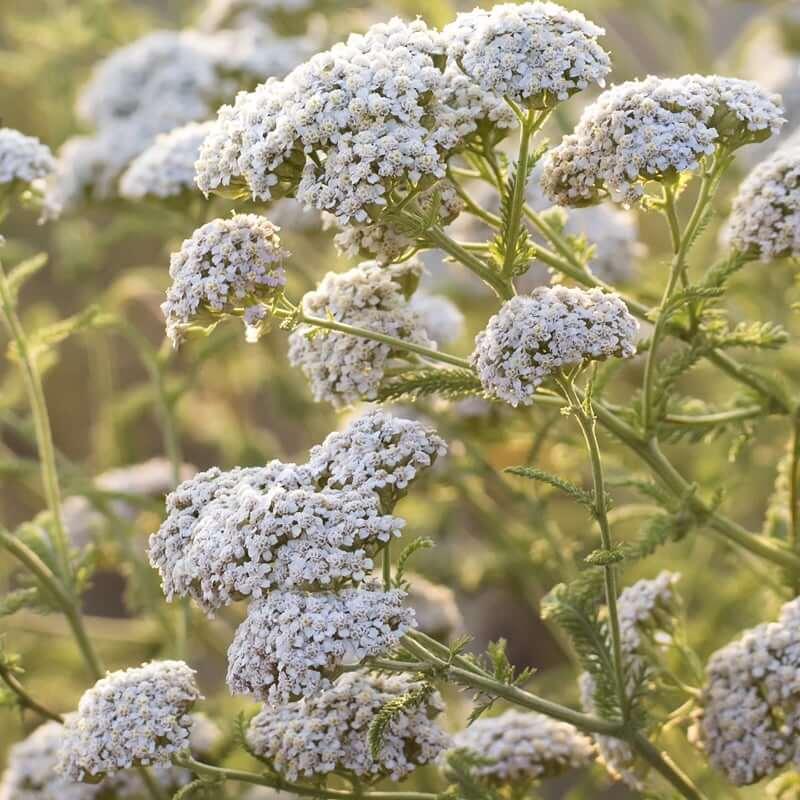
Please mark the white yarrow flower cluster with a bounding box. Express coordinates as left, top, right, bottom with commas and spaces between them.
0, 127, 54, 188
446, 709, 595, 782
725, 139, 800, 260
443, 2, 610, 107
471, 286, 638, 406
119, 121, 214, 200
58, 661, 200, 782
196, 17, 517, 224
542, 75, 785, 207
227, 585, 414, 704
409, 292, 466, 347
246, 673, 449, 780
163, 214, 288, 346
582, 572, 681, 789
288, 261, 434, 408
689, 597, 800, 786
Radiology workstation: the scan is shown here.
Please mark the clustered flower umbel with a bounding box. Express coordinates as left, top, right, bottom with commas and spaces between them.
471, 286, 638, 406
725, 136, 800, 261
57, 660, 201, 782
196, 4, 608, 224
446, 709, 595, 783
228, 585, 414, 703
149, 411, 446, 703
0, 127, 54, 188
246, 672, 449, 781
689, 596, 800, 786
443, 2, 610, 108
581, 572, 681, 789
119, 121, 215, 201
542, 75, 785, 207
0, 713, 218, 799
287, 260, 434, 408
163, 213, 288, 346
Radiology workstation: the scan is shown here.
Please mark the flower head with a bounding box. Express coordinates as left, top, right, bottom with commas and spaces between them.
542, 75, 784, 207
287, 261, 433, 408
162, 214, 288, 346
443, 2, 610, 108
689, 597, 800, 786
149, 463, 403, 615
307, 409, 447, 501
725, 139, 800, 260
471, 286, 638, 406
58, 661, 200, 782
247, 672, 449, 781
446, 709, 595, 783
226, 585, 414, 704
196, 18, 511, 223
0, 128, 54, 189
120, 121, 214, 200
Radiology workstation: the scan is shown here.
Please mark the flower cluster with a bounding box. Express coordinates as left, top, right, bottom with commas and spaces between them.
542, 75, 785, 206
0, 713, 218, 799
0, 127, 54, 189
725, 136, 800, 260
227, 585, 414, 704
246, 672, 449, 780
471, 286, 638, 406
163, 214, 288, 346
443, 2, 610, 108
58, 661, 200, 782
119, 121, 215, 201
287, 260, 434, 408
194, 3, 616, 224
446, 709, 595, 783
150, 411, 444, 702
689, 597, 800, 786
581, 572, 681, 788
45, 21, 309, 216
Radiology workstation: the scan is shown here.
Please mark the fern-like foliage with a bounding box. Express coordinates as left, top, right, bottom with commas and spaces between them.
378, 368, 484, 403
368, 681, 436, 760
540, 574, 622, 721
505, 466, 595, 514
171, 778, 225, 799
393, 536, 434, 589
440, 749, 501, 800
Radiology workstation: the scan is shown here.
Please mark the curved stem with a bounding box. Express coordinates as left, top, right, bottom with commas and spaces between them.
0, 261, 71, 584
555, 376, 628, 722
663, 406, 764, 426
173, 755, 438, 800
397, 634, 622, 735
0, 660, 63, 722
0, 529, 104, 679
298, 313, 471, 370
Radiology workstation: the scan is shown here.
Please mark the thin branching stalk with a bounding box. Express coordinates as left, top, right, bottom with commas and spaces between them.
0, 660, 63, 722
0, 260, 72, 584
631, 733, 708, 800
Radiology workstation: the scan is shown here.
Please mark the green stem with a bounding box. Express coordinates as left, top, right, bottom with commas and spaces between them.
663, 406, 765, 426
382, 542, 391, 590
398, 634, 621, 735
556, 377, 629, 722
298, 313, 471, 370
425, 225, 513, 300
0, 529, 105, 679
0, 261, 72, 584
631, 733, 708, 800
173, 755, 438, 799
501, 109, 537, 278
0, 660, 63, 722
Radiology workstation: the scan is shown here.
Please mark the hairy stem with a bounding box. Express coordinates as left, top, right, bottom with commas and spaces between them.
556, 376, 629, 722
173, 755, 438, 799
298, 313, 471, 369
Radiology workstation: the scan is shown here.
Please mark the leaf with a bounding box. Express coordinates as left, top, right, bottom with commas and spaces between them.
172, 778, 225, 799
660, 287, 724, 321
368, 682, 436, 760
5, 253, 47, 305
700, 250, 748, 291
378, 368, 484, 403
441, 749, 501, 800
505, 466, 595, 512
0, 587, 39, 617
394, 537, 434, 588
467, 640, 534, 722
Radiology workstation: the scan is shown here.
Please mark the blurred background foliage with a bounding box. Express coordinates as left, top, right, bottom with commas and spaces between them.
1, 0, 800, 797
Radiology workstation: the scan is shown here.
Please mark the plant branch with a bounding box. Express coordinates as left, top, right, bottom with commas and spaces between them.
0, 660, 63, 722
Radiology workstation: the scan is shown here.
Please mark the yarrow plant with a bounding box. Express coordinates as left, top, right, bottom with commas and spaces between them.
8, 3, 800, 800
